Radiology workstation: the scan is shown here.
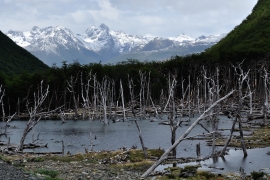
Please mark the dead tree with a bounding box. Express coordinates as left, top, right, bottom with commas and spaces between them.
262, 67, 269, 125
120, 79, 126, 121
196, 77, 202, 114
208, 80, 219, 154
66, 75, 79, 118
128, 76, 147, 158
202, 66, 208, 112
81, 72, 91, 119
167, 75, 182, 160
220, 62, 248, 157
108, 80, 115, 120
139, 71, 147, 117
92, 74, 98, 114
188, 75, 191, 120
97, 76, 111, 125
141, 90, 235, 178
180, 79, 189, 118
246, 77, 253, 118
0, 85, 5, 121
16, 81, 60, 152
0, 86, 17, 136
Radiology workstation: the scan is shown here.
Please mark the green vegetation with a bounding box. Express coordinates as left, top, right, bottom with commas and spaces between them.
30, 157, 45, 162
35, 169, 59, 179
156, 165, 222, 180
203, 0, 270, 63
0, 31, 49, 76
46, 148, 164, 164
251, 171, 267, 180
215, 126, 270, 148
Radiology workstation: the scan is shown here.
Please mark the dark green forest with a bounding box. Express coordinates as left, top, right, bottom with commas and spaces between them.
203, 0, 270, 62
0, 31, 49, 76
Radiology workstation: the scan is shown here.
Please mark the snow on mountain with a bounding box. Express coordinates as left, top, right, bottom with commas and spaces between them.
82, 24, 113, 51
110, 31, 149, 53
6, 24, 226, 65
6, 30, 31, 47
169, 34, 194, 43
7, 26, 86, 54
195, 33, 227, 44
81, 23, 149, 53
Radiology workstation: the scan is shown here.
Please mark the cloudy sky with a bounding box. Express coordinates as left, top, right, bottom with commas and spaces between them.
0, 0, 257, 38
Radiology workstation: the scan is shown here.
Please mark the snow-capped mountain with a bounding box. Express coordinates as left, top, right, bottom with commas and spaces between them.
6, 24, 226, 66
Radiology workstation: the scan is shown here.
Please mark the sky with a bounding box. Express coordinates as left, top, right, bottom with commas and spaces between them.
0, 0, 258, 38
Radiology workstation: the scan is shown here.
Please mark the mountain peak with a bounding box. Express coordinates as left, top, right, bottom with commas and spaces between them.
31, 26, 40, 31
6, 24, 226, 65
99, 23, 109, 31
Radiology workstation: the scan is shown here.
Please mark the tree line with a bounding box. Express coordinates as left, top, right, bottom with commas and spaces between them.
0, 55, 270, 118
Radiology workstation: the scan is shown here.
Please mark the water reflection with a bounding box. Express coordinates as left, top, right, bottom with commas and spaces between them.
0, 115, 269, 174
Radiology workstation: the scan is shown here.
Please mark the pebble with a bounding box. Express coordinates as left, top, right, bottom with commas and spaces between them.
0, 159, 45, 180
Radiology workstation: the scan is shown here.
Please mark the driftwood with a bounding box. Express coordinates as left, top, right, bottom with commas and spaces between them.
23, 143, 48, 149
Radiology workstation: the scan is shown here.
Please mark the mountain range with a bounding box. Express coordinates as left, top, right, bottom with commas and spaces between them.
6, 24, 226, 66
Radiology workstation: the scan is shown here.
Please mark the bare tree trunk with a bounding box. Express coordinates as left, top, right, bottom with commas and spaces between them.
203, 67, 207, 112
98, 77, 111, 125
188, 75, 191, 120
67, 75, 79, 118
128, 76, 147, 158
16, 81, 60, 152
134, 120, 147, 158
141, 90, 235, 178
120, 80, 126, 121
263, 68, 268, 125
1, 101, 5, 121
247, 78, 253, 117
139, 71, 146, 117
146, 72, 151, 109
17, 97, 20, 119
196, 77, 201, 114
220, 117, 238, 156
232, 62, 249, 156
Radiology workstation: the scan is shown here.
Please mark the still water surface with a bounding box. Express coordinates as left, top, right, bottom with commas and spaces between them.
0, 115, 269, 174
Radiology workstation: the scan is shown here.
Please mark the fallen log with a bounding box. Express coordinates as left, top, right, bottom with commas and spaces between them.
23, 143, 48, 149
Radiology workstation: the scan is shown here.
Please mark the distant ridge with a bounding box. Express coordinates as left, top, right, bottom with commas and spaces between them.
203, 0, 270, 62
0, 30, 48, 75
6, 25, 225, 65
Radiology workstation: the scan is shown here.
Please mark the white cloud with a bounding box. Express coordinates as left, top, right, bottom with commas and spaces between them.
0, 0, 258, 38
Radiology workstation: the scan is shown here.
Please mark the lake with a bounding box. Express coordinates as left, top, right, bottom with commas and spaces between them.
0, 115, 269, 175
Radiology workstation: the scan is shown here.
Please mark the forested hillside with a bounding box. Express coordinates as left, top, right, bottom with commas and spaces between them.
0, 31, 49, 76
203, 0, 270, 62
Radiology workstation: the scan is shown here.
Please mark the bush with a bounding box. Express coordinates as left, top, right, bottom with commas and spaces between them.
251, 171, 266, 180
36, 169, 59, 178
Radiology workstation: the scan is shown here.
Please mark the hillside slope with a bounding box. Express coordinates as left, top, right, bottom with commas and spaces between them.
203, 0, 270, 62
0, 31, 49, 75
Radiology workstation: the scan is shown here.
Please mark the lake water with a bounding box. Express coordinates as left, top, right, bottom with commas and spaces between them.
0, 115, 269, 175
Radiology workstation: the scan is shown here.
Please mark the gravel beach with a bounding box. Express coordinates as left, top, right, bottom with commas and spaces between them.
0, 159, 45, 180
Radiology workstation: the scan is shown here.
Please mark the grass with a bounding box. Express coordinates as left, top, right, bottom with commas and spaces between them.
251, 171, 266, 180
28, 157, 45, 162
155, 165, 223, 180
215, 126, 270, 148
35, 168, 59, 179
45, 148, 164, 165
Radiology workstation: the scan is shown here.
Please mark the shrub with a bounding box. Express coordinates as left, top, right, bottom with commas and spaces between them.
36, 169, 59, 178
251, 171, 266, 180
